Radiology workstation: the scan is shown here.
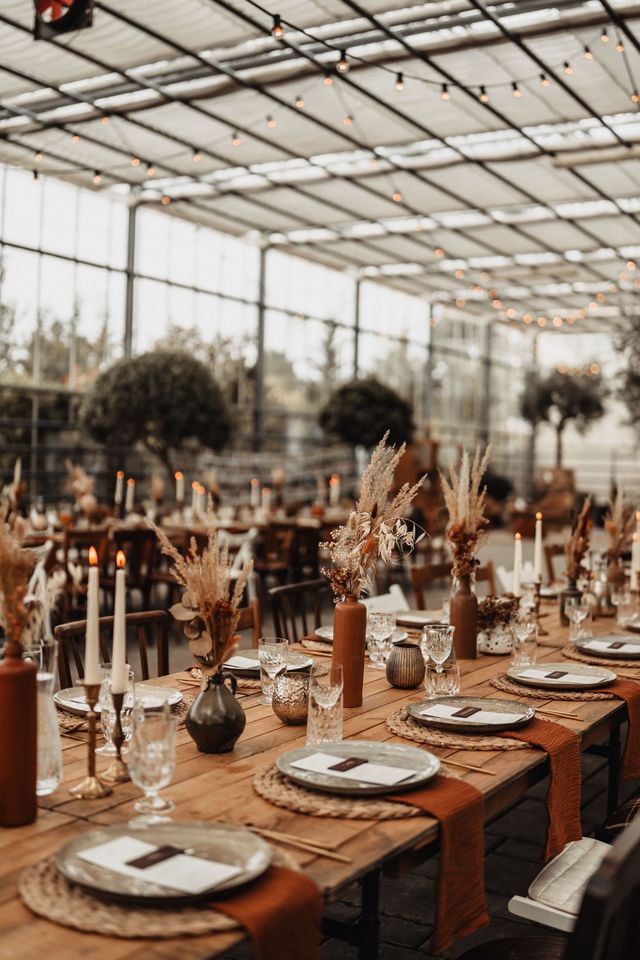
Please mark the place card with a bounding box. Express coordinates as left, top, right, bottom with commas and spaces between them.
518, 668, 605, 685
225, 655, 259, 670
419, 703, 528, 725
582, 639, 640, 655
77, 836, 241, 894
290, 752, 415, 786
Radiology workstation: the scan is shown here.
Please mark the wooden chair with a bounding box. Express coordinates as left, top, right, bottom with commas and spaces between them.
61, 527, 110, 620
269, 578, 332, 644
54, 609, 171, 689
476, 560, 497, 597
103, 528, 157, 610
236, 598, 262, 648
458, 813, 640, 960
545, 543, 565, 584
411, 561, 497, 608
253, 523, 295, 601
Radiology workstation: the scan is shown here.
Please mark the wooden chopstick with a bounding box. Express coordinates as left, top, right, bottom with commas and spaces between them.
536, 708, 585, 722
247, 826, 352, 863
440, 757, 496, 776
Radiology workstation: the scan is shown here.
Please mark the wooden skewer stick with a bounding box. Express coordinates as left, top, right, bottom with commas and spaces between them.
247, 827, 352, 863
536, 708, 585, 722
440, 757, 497, 776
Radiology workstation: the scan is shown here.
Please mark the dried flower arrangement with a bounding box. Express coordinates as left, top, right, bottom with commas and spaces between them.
477, 594, 520, 633
149, 522, 253, 676
564, 496, 592, 582
440, 445, 491, 578
604, 489, 635, 562
321, 433, 425, 599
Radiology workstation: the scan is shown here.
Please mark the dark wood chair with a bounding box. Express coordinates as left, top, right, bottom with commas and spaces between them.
103, 528, 157, 610
476, 560, 497, 597
254, 523, 295, 601
236, 598, 262, 648
545, 543, 565, 584
270, 578, 332, 644
61, 527, 110, 620
54, 609, 171, 688
411, 560, 497, 607
458, 813, 640, 960
291, 525, 320, 582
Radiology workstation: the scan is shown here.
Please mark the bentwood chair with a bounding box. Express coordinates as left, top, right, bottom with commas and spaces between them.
545, 543, 566, 585
458, 814, 640, 960
54, 609, 171, 689
236, 598, 262, 648
411, 561, 497, 608
269, 578, 332, 644
61, 527, 110, 620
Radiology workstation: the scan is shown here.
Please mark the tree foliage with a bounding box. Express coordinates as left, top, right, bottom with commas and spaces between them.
520, 369, 607, 467
616, 317, 640, 435
319, 377, 415, 447
80, 350, 232, 475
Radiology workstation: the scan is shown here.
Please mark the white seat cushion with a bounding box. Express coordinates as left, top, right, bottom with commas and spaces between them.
528, 837, 610, 915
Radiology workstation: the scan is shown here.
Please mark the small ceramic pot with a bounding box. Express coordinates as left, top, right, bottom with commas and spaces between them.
477, 625, 513, 656
386, 640, 425, 689
185, 671, 246, 753
272, 673, 309, 725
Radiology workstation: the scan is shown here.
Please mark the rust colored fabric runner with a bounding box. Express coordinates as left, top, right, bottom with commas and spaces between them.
609, 679, 640, 781
215, 865, 322, 960
390, 775, 488, 954
499, 717, 582, 861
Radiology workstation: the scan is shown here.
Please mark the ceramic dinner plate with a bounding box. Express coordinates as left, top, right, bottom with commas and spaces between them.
395, 610, 443, 628
223, 649, 313, 677
277, 740, 440, 796
54, 685, 183, 717
54, 822, 272, 906
574, 634, 640, 660
407, 696, 535, 734
314, 625, 408, 643
507, 661, 616, 690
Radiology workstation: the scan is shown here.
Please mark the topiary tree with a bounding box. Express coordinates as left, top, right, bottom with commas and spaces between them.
520, 369, 607, 468
319, 377, 414, 447
80, 350, 232, 477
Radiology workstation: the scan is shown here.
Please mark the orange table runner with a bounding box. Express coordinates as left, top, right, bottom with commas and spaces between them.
609, 679, 640, 781
499, 717, 582, 861
215, 865, 321, 960
390, 775, 488, 954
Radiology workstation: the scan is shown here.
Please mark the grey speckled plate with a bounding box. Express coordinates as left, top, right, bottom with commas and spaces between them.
277, 740, 440, 796
575, 634, 640, 660
54, 822, 271, 906
223, 648, 313, 677
507, 661, 616, 690
407, 696, 535, 734
54, 685, 182, 717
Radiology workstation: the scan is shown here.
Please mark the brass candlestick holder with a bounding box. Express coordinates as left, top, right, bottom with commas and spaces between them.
533, 579, 549, 637
102, 690, 130, 784
69, 682, 113, 799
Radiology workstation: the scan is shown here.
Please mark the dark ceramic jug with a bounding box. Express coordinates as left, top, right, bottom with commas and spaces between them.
185, 671, 246, 754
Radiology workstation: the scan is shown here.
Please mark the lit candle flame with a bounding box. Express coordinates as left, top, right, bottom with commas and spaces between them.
127, 478, 135, 487
175, 471, 183, 480
116, 470, 124, 479
536, 512, 543, 521
192, 481, 198, 490
116, 550, 126, 569
88, 546, 98, 566
515, 532, 521, 540
251, 477, 259, 487
330, 474, 339, 485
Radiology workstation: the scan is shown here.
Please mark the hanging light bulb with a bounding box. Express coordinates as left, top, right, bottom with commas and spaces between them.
192, 148, 202, 162
584, 45, 593, 60
563, 62, 573, 76
523, 313, 533, 324
540, 73, 550, 87
336, 50, 349, 74
434, 247, 445, 257
323, 70, 333, 86
343, 114, 353, 126
553, 316, 563, 327
440, 83, 449, 101
537, 316, 547, 327
131, 156, 141, 167
101, 114, 110, 124
295, 94, 305, 109
93, 170, 102, 184
71, 133, 80, 144
232, 130, 241, 146
271, 14, 283, 38
161, 195, 171, 206
392, 190, 402, 203
266, 115, 277, 128
512, 81, 522, 98
395, 72, 404, 92
479, 85, 489, 103
506, 307, 517, 319
627, 259, 637, 270
631, 91, 640, 103
567, 314, 575, 324
454, 269, 465, 280
616, 39, 625, 53
34, 150, 42, 162
601, 28, 609, 42
596, 291, 606, 302
455, 297, 466, 308
146, 162, 156, 177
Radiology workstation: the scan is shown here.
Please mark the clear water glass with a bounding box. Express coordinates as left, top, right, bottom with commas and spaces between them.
258, 637, 288, 704
511, 618, 537, 666
421, 624, 455, 674
367, 612, 396, 668
306, 662, 343, 746
27, 637, 63, 796
425, 661, 461, 699
98, 664, 134, 756
612, 588, 634, 626
565, 598, 590, 641
128, 702, 176, 826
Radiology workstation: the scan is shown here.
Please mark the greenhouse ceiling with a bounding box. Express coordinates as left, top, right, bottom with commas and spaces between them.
2, 0, 640, 332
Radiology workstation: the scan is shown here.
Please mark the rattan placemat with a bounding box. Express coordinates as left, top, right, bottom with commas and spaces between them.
491, 673, 615, 701
561, 644, 640, 670
19, 847, 297, 939
386, 706, 531, 751
300, 639, 332, 653
253, 764, 421, 820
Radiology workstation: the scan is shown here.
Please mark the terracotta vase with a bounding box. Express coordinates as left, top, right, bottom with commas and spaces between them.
332, 594, 366, 708
449, 574, 478, 659
0, 645, 37, 827
559, 579, 580, 627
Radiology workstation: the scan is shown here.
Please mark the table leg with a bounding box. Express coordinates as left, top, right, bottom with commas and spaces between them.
359, 869, 380, 960
607, 724, 621, 818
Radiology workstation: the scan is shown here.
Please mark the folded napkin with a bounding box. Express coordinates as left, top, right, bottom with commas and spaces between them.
499, 718, 581, 861
390, 776, 488, 954
608, 679, 640, 781
215, 865, 321, 960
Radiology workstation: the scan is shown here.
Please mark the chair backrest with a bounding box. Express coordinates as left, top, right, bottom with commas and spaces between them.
566, 814, 640, 960
411, 563, 453, 609
63, 527, 110, 574
476, 560, 497, 596
109, 528, 156, 587
269, 578, 332, 643
545, 543, 565, 584
362, 584, 410, 613
54, 609, 171, 688
236, 598, 262, 647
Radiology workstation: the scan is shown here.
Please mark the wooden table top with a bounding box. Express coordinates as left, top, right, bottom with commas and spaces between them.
2, 604, 637, 959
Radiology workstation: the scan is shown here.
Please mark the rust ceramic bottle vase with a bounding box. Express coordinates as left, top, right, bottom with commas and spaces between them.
0, 639, 37, 827
332, 594, 366, 708
449, 573, 478, 659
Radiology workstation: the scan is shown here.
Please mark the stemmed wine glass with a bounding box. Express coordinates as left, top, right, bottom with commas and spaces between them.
421, 624, 455, 674
128, 701, 176, 826
258, 637, 288, 704
512, 616, 537, 665
367, 612, 396, 668
565, 596, 590, 640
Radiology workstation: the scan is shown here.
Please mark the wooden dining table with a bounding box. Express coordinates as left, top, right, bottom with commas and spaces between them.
1, 604, 637, 960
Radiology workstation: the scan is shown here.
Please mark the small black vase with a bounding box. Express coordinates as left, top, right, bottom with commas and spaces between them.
185, 672, 246, 754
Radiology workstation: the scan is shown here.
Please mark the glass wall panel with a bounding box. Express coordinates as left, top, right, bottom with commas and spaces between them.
41, 177, 77, 258
3, 167, 41, 248
266, 249, 355, 325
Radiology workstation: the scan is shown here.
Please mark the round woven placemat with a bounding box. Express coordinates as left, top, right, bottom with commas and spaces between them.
561, 644, 640, 670
253, 765, 421, 820
56, 694, 195, 735
386, 707, 531, 751
491, 673, 615, 701
19, 847, 297, 939
300, 639, 332, 653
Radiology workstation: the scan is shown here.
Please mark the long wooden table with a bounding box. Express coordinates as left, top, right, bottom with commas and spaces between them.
1, 606, 636, 960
